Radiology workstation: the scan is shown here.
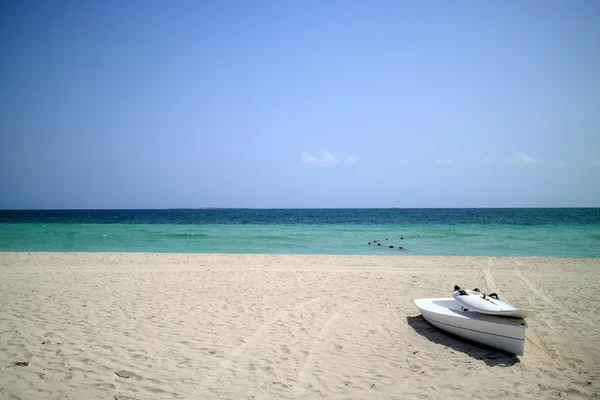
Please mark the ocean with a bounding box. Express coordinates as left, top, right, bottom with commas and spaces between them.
1, 208, 599, 257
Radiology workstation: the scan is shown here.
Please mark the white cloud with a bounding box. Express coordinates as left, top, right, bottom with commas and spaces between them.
345, 154, 358, 164
510, 152, 542, 165
436, 158, 453, 165
301, 151, 358, 166
590, 160, 600, 167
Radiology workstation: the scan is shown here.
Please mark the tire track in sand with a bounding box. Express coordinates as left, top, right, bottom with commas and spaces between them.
511, 261, 596, 364
294, 303, 358, 398
483, 258, 502, 298
186, 297, 322, 400
514, 260, 598, 330
486, 258, 553, 358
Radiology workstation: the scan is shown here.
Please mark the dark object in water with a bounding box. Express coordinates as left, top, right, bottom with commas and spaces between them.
389, 245, 394, 248
14, 362, 29, 367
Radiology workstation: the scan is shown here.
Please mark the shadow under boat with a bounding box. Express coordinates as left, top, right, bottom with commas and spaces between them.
406, 315, 520, 367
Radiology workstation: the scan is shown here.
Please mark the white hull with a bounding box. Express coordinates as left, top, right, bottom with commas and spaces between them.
414, 298, 527, 355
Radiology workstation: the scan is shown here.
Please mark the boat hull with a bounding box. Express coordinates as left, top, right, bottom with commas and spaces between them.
414, 298, 527, 355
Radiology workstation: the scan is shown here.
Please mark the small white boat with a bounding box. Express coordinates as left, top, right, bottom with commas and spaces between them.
414, 298, 528, 355
452, 288, 535, 319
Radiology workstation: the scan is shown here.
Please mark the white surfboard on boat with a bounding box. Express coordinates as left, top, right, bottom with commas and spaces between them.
414, 297, 528, 355
452, 289, 534, 319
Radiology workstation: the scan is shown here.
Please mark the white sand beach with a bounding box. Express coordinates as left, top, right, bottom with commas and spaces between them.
1, 252, 599, 399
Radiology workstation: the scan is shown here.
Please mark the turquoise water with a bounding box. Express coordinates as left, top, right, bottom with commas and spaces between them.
1, 209, 599, 257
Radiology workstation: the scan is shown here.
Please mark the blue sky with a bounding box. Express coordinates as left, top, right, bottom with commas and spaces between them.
1, 0, 599, 209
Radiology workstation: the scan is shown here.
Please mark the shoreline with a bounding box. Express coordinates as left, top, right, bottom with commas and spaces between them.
1, 252, 599, 399
3, 250, 600, 259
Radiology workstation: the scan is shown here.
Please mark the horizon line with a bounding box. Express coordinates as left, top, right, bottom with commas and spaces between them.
2, 206, 600, 211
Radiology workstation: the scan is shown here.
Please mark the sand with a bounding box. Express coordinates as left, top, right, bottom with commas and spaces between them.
0, 253, 599, 399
